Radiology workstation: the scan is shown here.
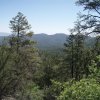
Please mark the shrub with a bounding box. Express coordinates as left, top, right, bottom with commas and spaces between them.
58, 79, 100, 100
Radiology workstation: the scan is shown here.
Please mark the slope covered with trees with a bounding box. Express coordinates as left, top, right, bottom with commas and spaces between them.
0, 0, 100, 100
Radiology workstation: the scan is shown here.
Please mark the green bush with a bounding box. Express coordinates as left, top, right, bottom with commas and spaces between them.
15, 83, 44, 100
58, 79, 100, 100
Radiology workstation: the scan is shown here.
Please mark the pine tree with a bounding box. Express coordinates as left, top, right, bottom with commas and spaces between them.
64, 32, 75, 79
6, 12, 40, 99
76, 0, 100, 35
93, 36, 100, 56
9, 12, 33, 53
74, 33, 85, 80
63, 22, 90, 80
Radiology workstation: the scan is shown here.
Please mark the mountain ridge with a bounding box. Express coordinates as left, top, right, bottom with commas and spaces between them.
32, 33, 68, 50
0, 32, 95, 50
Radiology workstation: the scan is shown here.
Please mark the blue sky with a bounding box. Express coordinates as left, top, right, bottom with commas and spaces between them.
0, 0, 82, 35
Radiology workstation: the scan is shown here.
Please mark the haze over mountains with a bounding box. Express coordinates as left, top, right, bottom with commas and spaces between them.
0, 32, 67, 50
0, 32, 10, 36
0, 32, 94, 50
32, 33, 67, 50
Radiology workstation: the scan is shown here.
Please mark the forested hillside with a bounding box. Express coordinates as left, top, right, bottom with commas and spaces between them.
0, 0, 100, 100
0, 33, 95, 50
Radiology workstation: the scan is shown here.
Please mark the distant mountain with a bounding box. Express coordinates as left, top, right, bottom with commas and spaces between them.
0, 32, 67, 50
32, 33, 96, 50
32, 33, 68, 50
0, 32, 10, 36
0, 32, 95, 50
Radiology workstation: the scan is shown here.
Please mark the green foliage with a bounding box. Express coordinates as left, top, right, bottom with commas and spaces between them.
0, 12, 42, 99
76, 0, 100, 35
57, 55, 100, 100
43, 80, 65, 100
63, 27, 91, 80
33, 50, 61, 88
9, 12, 31, 33
58, 78, 100, 100
0, 2, 100, 99
15, 83, 44, 100
9, 12, 34, 53
93, 36, 100, 56
89, 55, 100, 81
